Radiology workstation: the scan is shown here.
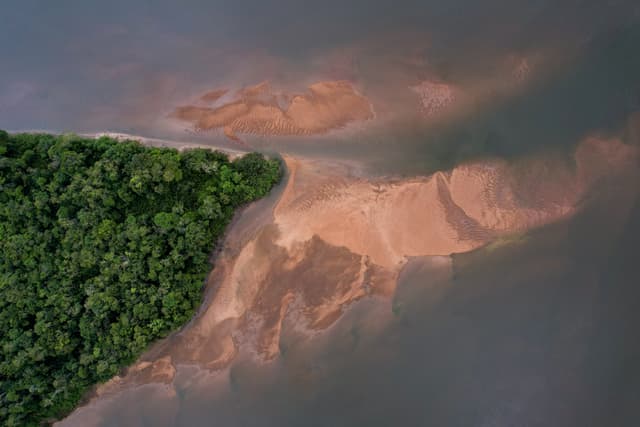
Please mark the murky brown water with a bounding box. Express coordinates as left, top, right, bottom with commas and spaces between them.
61, 171, 640, 426
3, 1, 640, 426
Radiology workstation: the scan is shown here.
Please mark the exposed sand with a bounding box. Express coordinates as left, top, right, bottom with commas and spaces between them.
171, 80, 374, 141
83, 134, 636, 400
56, 129, 640, 425
163, 46, 559, 143
45, 106, 638, 419
81, 131, 247, 158
200, 136, 638, 364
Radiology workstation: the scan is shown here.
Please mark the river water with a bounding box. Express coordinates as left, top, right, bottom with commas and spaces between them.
67, 189, 640, 427
3, 1, 640, 426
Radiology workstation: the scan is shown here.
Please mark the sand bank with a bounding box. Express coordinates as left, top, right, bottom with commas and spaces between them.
82, 131, 247, 158
202, 136, 637, 363
87, 134, 637, 397
57, 130, 639, 418
171, 80, 374, 141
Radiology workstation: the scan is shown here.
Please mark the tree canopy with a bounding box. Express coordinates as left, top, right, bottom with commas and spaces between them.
0, 132, 281, 426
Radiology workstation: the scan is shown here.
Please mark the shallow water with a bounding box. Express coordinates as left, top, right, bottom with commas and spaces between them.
62, 179, 639, 427
4, 1, 640, 426
3, 1, 640, 175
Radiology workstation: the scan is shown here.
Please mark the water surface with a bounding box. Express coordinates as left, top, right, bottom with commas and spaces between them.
3, 1, 640, 426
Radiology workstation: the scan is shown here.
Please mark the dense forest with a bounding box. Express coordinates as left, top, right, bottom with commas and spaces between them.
0, 131, 281, 426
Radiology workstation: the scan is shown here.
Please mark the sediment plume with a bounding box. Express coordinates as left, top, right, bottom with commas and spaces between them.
171, 80, 374, 141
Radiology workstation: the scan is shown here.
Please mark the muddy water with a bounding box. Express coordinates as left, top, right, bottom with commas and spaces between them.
62, 174, 640, 427
3, 2, 640, 176
4, 1, 640, 426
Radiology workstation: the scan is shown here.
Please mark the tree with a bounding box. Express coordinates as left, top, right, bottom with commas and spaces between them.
0, 131, 281, 426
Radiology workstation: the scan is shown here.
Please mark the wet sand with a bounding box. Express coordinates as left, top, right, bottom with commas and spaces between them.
172, 81, 374, 142
57, 128, 639, 425
60, 184, 640, 426
81, 131, 247, 158
3, 2, 636, 425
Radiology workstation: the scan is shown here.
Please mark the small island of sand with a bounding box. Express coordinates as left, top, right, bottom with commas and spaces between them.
171, 80, 374, 141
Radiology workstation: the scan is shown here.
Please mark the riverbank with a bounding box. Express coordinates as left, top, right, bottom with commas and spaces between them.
59, 130, 639, 426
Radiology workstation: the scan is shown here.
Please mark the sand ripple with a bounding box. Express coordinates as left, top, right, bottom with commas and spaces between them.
81, 136, 638, 400
172, 81, 373, 141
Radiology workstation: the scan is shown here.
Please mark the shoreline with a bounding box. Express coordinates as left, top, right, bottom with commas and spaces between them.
6, 129, 283, 426
5, 129, 248, 158
57, 133, 640, 426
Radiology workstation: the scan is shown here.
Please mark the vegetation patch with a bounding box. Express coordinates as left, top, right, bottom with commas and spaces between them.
0, 131, 281, 426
